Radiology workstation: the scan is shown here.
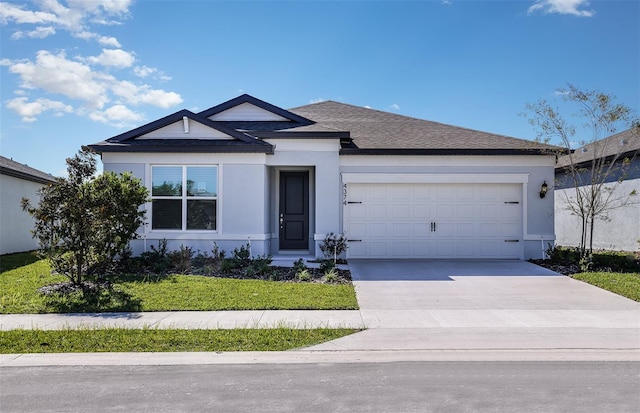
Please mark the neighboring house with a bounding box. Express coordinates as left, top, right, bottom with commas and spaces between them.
89, 94, 558, 260
555, 127, 640, 252
0, 156, 55, 255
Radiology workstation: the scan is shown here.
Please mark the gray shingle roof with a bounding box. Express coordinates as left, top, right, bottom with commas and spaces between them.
556, 127, 640, 168
0, 155, 56, 184
290, 100, 557, 152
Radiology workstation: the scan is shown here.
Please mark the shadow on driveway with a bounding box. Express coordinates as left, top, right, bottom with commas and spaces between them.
348, 260, 560, 281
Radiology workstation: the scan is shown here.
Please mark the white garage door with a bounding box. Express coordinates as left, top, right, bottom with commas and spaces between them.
344, 183, 522, 259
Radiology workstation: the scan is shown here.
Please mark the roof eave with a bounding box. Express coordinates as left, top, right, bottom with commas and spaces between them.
0, 166, 56, 184
87, 144, 274, 155
339, 148, 558, 156
253, 131, 350, 139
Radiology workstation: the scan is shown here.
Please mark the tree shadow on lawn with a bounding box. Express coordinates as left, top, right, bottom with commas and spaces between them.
43, 283, 143, 313
0, 251, 41, 272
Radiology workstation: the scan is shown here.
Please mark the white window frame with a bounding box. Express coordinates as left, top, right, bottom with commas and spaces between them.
150, 165, 218, 232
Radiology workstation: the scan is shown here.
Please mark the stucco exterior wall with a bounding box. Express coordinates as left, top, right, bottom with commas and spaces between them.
0, 174, 43, 254
555, 178, 640, 252
100, 151, 556, 260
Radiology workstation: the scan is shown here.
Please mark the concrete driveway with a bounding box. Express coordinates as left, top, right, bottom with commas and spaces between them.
308, 260, 640, 351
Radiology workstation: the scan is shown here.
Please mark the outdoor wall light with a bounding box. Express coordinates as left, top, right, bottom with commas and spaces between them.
539, 181, 548, 199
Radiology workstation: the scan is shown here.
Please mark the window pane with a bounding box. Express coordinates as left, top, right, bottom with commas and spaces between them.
152, 166, 182, 196
186, 167, 217, 197
187, 200, 216, 230
152, 199, 182, 229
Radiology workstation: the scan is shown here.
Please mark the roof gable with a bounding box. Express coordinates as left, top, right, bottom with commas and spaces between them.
105, 110, 256, 143
138, 118, 234, 140
199, 94, 314, 124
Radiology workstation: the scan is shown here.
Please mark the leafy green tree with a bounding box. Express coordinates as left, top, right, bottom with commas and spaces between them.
22, 147, 148, 285
525, 84, 638, 259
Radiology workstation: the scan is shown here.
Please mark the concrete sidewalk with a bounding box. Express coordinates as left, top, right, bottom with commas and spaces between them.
0, 310, 364, 331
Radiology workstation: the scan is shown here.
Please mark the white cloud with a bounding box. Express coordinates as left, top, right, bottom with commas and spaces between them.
133, 65, 154, 78
11, 26, 56, 39
310, 98, 325, 104
4, 50, 183, 119
134, 88, 183, 108
6, 96, 73, 122
98, 35, 120, 47
0, 2, 58, 25
0, 0, 132, 44
133, 65, 171, 81
1, 1, 182, 126
89, 104, 144, 126
87, 48, 135, 68
7, 50, 110, 109
528, 0, 595, 17
389, 103, 400, 110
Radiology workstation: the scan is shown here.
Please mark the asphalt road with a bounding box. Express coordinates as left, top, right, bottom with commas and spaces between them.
2, 361, 639, 412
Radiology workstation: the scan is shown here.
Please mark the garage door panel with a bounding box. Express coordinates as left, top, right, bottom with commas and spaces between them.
413, 223, 431, 237
370, 223, 387, 237
479, 223, 498, 237
368, 242, 387, 256
498, 222, 520, 238
456, 204, 475, 219
435, 204, 455, 218
370, 204, 388, 218
435, 186, 455, 200
393, 204, 411, 218
393, 242, 412, 257
369, 186, 387, 200
393, 223, 411, 237
436, 241, 455, 257
345, 183, 522, 259
435, 222, 455, 237
412, 242, 433, 256
391, 186, 411, 199
455, 241, 475, 257
456, 223, 475, 237
413, 204, 430, 218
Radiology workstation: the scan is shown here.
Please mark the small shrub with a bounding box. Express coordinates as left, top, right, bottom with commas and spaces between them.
293, 258, 307, 273
211, 242, 226, 261
319, 233, 348, 261
268, 269, 281, 281
296, 269, 312, 282
191, 251, 210, 268
319, 259, 336, 273
322, 268, 339, 283
140, 239, 171, 273
545, 244, 580, 263
231, 244, 252, 268
592, 251, 639, 272
220, 259, 236, 274
168, 245, 194, 274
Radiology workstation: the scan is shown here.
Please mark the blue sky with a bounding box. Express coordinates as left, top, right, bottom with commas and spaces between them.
1, 0, 638, 176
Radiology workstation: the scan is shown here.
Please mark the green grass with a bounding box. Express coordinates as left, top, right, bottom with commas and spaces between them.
572, 272, 640, 301
0, 252, 358, 313
0, 328, 359, 353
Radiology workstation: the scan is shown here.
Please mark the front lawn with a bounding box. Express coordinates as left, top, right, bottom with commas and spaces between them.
0, 252, 359, 314
0, 328, 358, 353
532, 247, 640, 302
572, 272, 640, 302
